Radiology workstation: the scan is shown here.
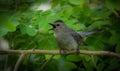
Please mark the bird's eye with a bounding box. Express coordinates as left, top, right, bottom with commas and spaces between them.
56, 24, 60, 26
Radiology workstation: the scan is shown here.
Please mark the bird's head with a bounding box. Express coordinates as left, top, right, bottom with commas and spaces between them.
49, 20, 67, 32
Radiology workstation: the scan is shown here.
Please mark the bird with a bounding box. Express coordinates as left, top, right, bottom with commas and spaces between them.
49, 20, 84, 54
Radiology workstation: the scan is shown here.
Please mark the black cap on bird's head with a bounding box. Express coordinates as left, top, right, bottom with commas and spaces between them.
49, 20, 65, 30
54, 20, 64, 23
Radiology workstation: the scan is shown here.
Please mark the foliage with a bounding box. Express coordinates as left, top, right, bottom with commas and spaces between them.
0, 0, 120, 71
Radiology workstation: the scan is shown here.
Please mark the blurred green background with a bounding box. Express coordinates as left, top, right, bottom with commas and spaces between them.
0, 0, 120, 71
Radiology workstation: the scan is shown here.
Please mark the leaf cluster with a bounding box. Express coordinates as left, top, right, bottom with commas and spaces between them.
0, 0, 120, 71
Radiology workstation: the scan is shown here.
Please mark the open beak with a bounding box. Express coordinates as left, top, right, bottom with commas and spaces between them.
49, 23, 56, 30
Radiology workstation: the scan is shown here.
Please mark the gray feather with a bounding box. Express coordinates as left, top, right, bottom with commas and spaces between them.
70, 31, 83, 45
78, 30, 102, 38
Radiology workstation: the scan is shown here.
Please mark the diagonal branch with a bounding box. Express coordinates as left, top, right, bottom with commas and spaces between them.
40, 55, 55, 71
0, 50, 120, 58
91, 55, 99, 71
13, 53, 26, 71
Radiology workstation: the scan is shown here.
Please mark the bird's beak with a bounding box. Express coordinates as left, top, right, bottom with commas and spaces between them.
49, 23, 56, 30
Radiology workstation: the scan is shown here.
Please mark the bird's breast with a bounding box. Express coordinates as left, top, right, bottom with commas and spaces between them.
55, 33, 78, 50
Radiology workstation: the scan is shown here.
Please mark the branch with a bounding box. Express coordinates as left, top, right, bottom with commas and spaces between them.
40, 55, 55, 71
13, 53, 26, 71
0, 50, 120, 58
4, 55, 8, 71
91, 55, 99, 71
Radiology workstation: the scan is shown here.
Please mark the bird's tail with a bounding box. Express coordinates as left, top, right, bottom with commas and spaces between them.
78, 29, 103, 38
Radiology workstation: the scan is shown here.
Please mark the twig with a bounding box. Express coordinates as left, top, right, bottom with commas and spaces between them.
40, 55, 55, 71
4, 55, 8, 71
91, 55, 99, 71
13, 53, 26, 71
0, 50, 120, 58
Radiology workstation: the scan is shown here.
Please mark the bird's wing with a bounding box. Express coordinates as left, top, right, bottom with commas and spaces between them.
70, 29, 84, 45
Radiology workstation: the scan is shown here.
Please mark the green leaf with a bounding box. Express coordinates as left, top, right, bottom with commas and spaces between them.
83, 59, 94, 71
109, 33, 120, 45
9, 13, 20, 26
66, 55, 81, 62
5, 22, 16, 31
26, 25, 37, 36
0, 27, 8, 37
85, 55, 91, 62
19, 25, 27, 34
104, 0, 120, 15
106, 58, 120, 71
69, 0, 83, 5
45, 60, 59, 71
51, 0, 61, 8
98, 62, 105, 71
88, 21, 105, 30
0, 13, 20, 36
91, 7, 111, 18
65, 20, 82, 31
105, 0, 120, 10
62, 5, 73, 18
19, 25, 37, 36
64, 61, 77, 69
37, 15, 50, 32
29, 54, 41, 63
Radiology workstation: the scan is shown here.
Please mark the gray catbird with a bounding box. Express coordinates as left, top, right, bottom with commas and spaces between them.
49, 20, 84, 53
49, 20, 102, 53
